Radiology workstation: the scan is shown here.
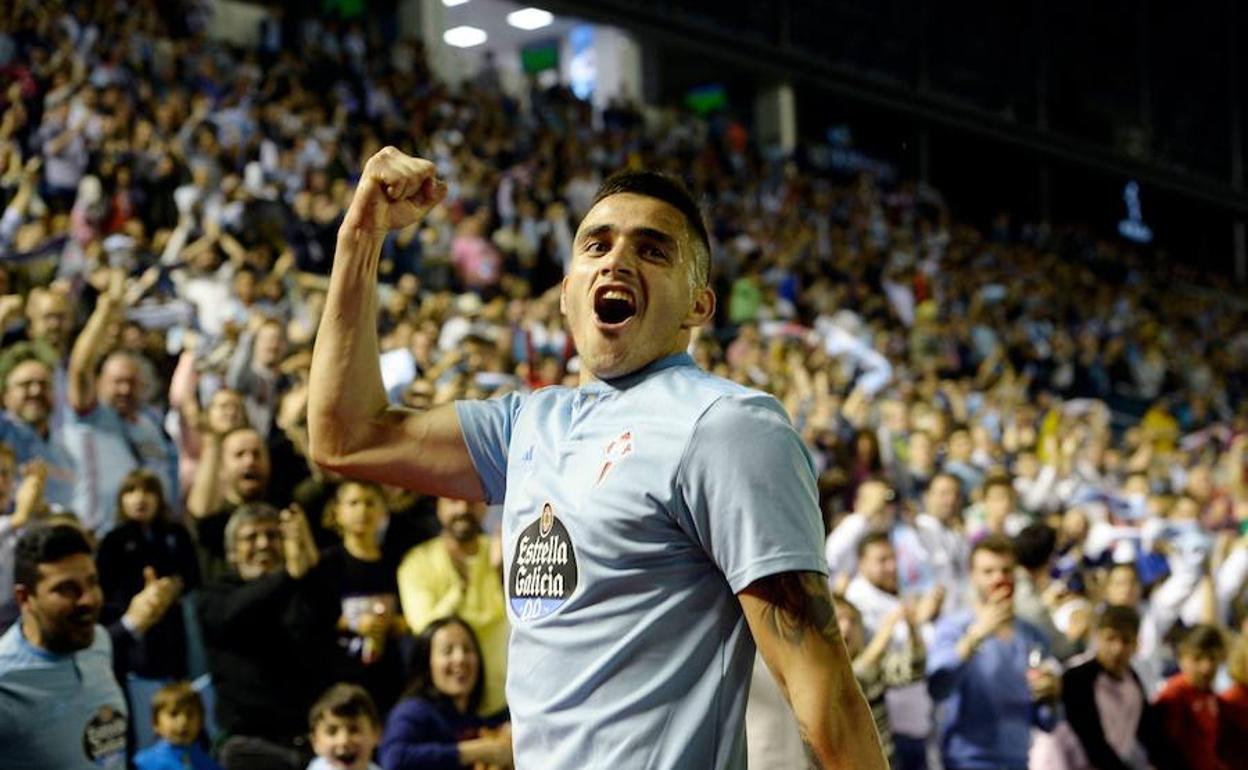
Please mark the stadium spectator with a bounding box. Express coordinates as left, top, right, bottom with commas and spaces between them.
928, 536, 1060, 770
1060, 605, 1168, 770
1218, 633, 1248, 769
307, 683, 384, 770
377, 616, 512, 769
846, 531, 941, 770
834, 593, 926, 768
1152, 625, 1229, 770
1013, 524, 1079, 660
134, 681, 222, 770
396, 497, 508, 716
0, 342, 75, 508
63, 270, 177, 537
95, 469, 198, 682
0, 524, 130, 769
319, 481, 407, 714
187, 426, 275, 581
196, 503, 341, 770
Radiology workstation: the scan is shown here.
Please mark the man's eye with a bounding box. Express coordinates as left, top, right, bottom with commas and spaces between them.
643, 246, 667, 260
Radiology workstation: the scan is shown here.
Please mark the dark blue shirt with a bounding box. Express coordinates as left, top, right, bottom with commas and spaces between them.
378, 697, 507, 770
927, 610, 1058, 770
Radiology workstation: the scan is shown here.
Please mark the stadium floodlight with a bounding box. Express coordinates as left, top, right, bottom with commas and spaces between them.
507, 8, 554, 30
442, 0, 470, 7
443, 26, 488, 48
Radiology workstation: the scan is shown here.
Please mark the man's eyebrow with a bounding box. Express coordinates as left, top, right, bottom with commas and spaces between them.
577, 223, 677, 248
630, 227, 677, 248
578, 223, 613, 242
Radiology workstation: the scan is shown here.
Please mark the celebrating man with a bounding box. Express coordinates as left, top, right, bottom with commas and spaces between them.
308, 148, 886, 769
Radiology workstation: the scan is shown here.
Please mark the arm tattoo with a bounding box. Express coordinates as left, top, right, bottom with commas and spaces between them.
746, 571, 843, 647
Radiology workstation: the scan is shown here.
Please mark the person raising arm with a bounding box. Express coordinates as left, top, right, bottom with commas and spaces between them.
307, 148, 482, 501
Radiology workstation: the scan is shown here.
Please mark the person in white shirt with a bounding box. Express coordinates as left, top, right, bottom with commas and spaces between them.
846, 532, 941, 770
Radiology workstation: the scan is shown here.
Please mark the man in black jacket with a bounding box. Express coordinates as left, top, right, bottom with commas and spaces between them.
1061, 605, 1170, 770
198, 502, 341, 770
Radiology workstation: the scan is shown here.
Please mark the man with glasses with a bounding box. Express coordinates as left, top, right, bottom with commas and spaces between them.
0, 343, 75, 510
197, 502, 342, 770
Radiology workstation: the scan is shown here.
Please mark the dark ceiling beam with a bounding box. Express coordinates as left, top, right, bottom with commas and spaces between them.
538, 0, 1248, 215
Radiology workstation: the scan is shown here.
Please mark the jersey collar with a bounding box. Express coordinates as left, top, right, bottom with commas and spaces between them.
580, 352, 695, 395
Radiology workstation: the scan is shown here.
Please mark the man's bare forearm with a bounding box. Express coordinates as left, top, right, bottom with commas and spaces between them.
744, 572, 889, 770
307, 227, 392, 463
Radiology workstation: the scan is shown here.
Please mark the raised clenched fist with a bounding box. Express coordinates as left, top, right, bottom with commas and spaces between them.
343, 147, 448, 235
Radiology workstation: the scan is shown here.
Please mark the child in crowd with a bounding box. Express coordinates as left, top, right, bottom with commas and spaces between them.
378, 616, 512, 769
320, 480, 407, 714
1217, 633, 1248, 768
134, 681, 221, 770
308, 683, 384, 770
832, 593, 925, 765
95, 469, 199, 680
1153, 624, 1229, 770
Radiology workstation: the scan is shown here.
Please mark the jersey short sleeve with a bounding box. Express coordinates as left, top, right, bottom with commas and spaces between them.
676, 394, 828, 593
454, 392, 527, 506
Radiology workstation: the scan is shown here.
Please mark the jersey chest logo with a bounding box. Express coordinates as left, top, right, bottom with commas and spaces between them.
509, 502, 579, 622
82, 704, 127, 766
595, 429, 634, 486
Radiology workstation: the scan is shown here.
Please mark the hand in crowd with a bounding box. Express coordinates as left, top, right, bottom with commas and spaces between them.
910, 585, 945, 626
280, 503, 319, 579
1025, 666, 1061, 702
471, 722, 514, 770
10, 459, 48, 529
961, 584, 1014, 659
123, 566, 183, 636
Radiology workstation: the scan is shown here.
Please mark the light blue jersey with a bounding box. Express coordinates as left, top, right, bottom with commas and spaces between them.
61, 403, 178, 538
0, 621, 129, 769
456, 353, 826, 770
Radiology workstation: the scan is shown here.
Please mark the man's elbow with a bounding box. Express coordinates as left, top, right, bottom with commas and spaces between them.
306, 426, 347, 470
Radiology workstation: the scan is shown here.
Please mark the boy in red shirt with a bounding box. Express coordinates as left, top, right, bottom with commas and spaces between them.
1153, 624, 1228, 770
1218, 634, 1248, 769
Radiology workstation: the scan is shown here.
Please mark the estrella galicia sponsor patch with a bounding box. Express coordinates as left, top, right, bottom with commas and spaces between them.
508, 502, 578, 622
82, 705, 127, 766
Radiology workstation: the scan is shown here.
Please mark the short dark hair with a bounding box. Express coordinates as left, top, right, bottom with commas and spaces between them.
591, 170, 711, 287
115, 468, 171, 525
970, 534, 1015, 567
1013, 524, 1057, 570
981, 473, 1015, 496
308, 683, 381, 731
150, 681, 204, 724
1177, 624, 1227, 658
1096, 604, 1141, 637
14, 524, 94, 590
856, 530, 893, 560
927, 471, 962, 493
404, 616, 486, 715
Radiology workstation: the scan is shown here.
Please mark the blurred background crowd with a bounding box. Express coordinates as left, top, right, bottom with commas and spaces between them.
1, 1, 1247, 769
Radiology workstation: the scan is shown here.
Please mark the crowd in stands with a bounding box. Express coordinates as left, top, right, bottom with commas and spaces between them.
1, 1, 1247, 769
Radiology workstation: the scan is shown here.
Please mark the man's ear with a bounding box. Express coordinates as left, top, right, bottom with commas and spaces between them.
682, 286, 716, 329
13, 583, 31, 608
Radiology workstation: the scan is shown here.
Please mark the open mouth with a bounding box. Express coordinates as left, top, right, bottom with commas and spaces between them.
331, 750, 360, 767
593, 286, 638, 327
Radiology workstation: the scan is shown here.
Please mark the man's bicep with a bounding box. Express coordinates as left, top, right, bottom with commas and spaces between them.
321, 402, 487, 502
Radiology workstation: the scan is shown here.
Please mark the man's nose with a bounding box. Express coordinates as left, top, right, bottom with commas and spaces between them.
598, 245, 637, 274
